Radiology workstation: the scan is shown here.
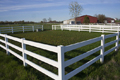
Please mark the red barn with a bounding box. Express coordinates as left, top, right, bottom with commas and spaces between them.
76, 15, 98, 23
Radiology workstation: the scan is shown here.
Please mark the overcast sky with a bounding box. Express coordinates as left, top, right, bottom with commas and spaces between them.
0, 0, 120, 22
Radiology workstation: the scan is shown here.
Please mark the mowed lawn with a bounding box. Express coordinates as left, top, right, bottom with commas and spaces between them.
0, 30, 120, 80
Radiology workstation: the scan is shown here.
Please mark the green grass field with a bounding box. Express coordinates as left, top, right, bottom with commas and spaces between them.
0, 24, 120, 80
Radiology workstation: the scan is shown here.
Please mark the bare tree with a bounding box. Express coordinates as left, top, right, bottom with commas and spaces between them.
43, 18, 47, 23
69, 1, 83, 24
48, 17, 52, 22
95, 14, 106, 23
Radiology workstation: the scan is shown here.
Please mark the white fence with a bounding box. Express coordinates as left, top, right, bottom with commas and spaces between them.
52, 25, 120, 33
0, 32, 120, 80
0, 25, 43, 33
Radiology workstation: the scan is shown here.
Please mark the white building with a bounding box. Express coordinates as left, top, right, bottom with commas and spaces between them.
63, 18, 75, 24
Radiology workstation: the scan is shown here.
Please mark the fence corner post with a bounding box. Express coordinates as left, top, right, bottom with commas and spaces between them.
5, 34, 10, 55
100, 34, 105, 63
21, 38, 27, 67
57, 45, 65, 80
115, 32, 119, 51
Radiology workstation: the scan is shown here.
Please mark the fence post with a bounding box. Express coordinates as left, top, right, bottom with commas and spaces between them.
0, 28, 1, 34
58, 45, 65, 80
89, 25, 91, 32
5, 34, 10, 55
100, 34, 105, 63
78, 26, 80, 31
11, 27, 13, 33
52, 25, 53, 30
42, 25, 43, 31
61, 25, 63, 31
32, 26, 34, 32
117, 27, 119, 33
118, 26, 120, 32
100, 26, 101, 31
81, 26, 83, 31
102, 26, 104, 33
69, 25, 71, 31
21, 38, 27, 66
115, 32, 119, 51
22, 26, 24, 33
55, 25, 56, 30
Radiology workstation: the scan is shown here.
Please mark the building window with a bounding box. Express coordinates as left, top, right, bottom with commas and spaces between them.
71, 21, 75, 24
77, 21, 81, 24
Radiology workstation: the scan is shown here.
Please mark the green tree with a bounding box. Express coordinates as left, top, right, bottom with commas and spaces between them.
83, 16, 90, 23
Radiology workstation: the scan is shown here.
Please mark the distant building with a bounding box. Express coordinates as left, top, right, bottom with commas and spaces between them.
63, 15, 97, 24
63, 15, 115, 24
104, 17, 115, 23
63, 18, 75, 24
76, 15, 98, 23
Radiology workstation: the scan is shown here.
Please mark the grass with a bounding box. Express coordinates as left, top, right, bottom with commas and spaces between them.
0, 48, 38, 80
0, 28, 120, 80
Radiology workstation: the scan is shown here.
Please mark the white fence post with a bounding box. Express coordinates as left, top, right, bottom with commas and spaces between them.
115, 32, 119, 51
52, 25, 53, 30
55, 25, 56, 30
21, 38, 27, 66
81, 26, 83, 31
117, 27, 119, 33
42, 25, 43, 31
89, 25, 91, 32
58, 45, 65, 80
69, 25, 71, 31
100, 26, 101, 31
22, 26, 24, 33
102, 26, 104, 33
32, 26, 34, 32
5, 34, 10, 55
100, 34, 105, 63
11, 27, 14, 33
78, 26, 80, 31
0, 28, 1, 34
118, 26, 120, 32
61, 25, 63, 31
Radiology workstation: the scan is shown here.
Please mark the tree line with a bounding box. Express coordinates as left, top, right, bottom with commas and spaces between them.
0, 20, 63, 24
42, 17, 62, 23
0, 20, 35, 24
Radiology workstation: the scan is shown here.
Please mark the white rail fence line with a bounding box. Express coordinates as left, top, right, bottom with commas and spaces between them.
0, 32, 120, 80
0, 25, 43, 33
52, 25, 120, 33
